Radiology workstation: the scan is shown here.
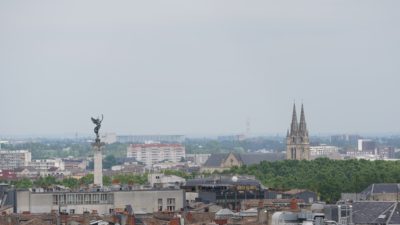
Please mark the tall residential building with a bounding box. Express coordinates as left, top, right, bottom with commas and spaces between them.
286, 104, 310, 160
117, 135, 185, 144
357, 139, 376, 151
127, 143, 186, 166
0, 150, 31, 170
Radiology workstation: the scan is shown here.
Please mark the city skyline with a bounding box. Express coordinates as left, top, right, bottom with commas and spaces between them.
1, 1, 400, 135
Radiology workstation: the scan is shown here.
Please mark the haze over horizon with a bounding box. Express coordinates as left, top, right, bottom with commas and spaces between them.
1, 1, 400, 136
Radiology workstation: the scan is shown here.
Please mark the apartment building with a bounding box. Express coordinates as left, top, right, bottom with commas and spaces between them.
127, 144, 185, 166
0, 150, 31, 170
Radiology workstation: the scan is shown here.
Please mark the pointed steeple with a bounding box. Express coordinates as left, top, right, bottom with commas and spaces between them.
290, 103, 298, 136
298, 104, 308, 136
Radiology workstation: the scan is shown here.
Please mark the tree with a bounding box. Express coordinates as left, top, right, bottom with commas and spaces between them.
224, 158, 400, 203
103, 155, 117, 169
13, 178, 33, 189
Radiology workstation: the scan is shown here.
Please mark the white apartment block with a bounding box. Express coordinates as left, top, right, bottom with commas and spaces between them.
310, 145, 339, 156
29, 158, 65, 171
0, 150, 31, 170
127, 144, 185, 166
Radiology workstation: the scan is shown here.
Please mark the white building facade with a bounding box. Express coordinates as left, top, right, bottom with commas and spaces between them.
127, 144, 185, 166
28, 158, 65, 171
310, 145, 339, 156
0, 150, 31, 170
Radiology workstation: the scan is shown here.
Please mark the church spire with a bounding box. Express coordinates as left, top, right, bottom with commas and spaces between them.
298, 104, 308, 136
290, 103, 298, 136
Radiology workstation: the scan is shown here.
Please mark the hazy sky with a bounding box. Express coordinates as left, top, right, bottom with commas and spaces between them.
1, 1, 400, 136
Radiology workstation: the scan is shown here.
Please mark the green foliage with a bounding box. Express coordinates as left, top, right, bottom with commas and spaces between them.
103, 176, 112, 186
61, 178, 79, 189
229, 158, 400, 203
163, 169, 196, 180
34, 176, 57, 188
9, 173, 146, 190
12, 178, 33, 189
103, 155, 118, 169
111, 174, 148, 185
80, 174, 94, 186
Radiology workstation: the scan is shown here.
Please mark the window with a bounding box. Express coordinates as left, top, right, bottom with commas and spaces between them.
108, 194, 114, 204
84, 194, 91, 204
167, 198, 175, 211
69, 209, 75, 214
100, 194, 107, 203
67, 194, 75, 204
77, 194, 83, 204
93, 194, 99, 204
52, 195, 58, 205
158, 198, 163, 211
59, 194, 66, 205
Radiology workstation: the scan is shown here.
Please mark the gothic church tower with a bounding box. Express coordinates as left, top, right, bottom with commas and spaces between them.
286, 104, 310, 160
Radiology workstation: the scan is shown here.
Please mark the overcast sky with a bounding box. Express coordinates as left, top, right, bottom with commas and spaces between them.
1, 1, 400, 137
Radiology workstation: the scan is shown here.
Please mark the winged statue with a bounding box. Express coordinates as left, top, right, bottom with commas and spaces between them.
91, 114, 104, 142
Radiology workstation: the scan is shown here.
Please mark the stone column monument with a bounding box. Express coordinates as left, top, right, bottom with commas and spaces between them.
91, 114, 104, 187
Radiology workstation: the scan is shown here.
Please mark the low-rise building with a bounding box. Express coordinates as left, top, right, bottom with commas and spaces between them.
29, 158, 65, 171
15, 188, 185, 215
14, 167, 39, 178
360, 183, 400, 201
265, 189, 318, 204
63, 158, 88, 171
183, 176, 265, 210
39, 167, 71, 177
0, 169, 16, 180
148, 173, 186, 188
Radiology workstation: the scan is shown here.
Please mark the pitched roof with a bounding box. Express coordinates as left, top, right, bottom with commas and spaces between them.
203, 154, 230, 167
216, 208, 234, 216
239, 153, 285, 165
14, 166, 37, 172
361, 183, 400, 195
283, 189, 309, 195
203, 153, 284, 167
352, 201, 395, 224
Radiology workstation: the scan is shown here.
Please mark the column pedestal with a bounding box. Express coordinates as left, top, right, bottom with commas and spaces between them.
93, 143, 105, 187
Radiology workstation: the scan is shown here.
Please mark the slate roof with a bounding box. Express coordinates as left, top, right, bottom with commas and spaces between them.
361, 183, 400, 195
14, 166, 37, 173
239, 153, 285, 165
203, 154, 229, 167
352, 201, 396, 224
203, 153, 284, 167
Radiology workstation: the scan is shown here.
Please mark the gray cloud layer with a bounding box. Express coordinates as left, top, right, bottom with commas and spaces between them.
1, 1, 399, 136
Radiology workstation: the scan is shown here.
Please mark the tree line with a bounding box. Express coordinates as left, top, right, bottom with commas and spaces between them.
7, 173, 148, 190
227, 158, 400, 202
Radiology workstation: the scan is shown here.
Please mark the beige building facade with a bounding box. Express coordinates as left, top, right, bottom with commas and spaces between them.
16, 189, 185, 215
